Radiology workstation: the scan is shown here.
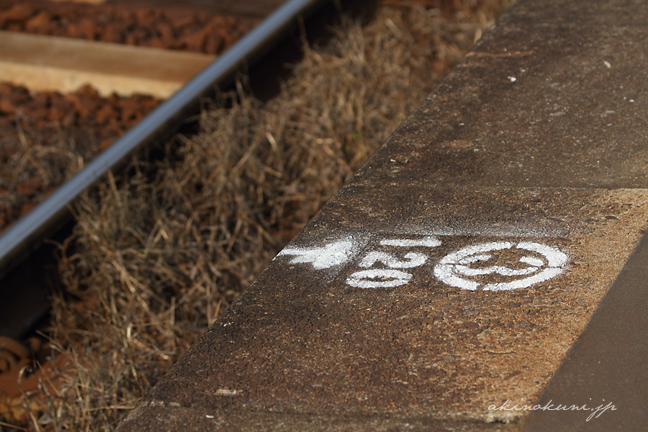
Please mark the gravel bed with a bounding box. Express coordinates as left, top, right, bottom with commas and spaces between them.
0, 0, 259, 54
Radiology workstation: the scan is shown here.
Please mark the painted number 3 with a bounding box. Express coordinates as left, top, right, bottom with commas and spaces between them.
277, 236, 568, 291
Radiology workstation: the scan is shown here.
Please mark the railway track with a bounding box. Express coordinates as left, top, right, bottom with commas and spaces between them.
0, 0, 349, 426
0, 0, 347, 335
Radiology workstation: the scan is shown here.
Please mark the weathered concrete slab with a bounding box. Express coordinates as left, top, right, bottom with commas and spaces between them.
357, 28, 648, 188
525, 233, 648, 430
118, 0, 648, 429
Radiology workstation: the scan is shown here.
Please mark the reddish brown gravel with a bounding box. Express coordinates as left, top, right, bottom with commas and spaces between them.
0, 0, 259, 55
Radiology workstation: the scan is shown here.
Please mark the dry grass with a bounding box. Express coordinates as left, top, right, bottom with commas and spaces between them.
0, 88, 161, 235
1, 1, 513, 430
0, 117, 93, 232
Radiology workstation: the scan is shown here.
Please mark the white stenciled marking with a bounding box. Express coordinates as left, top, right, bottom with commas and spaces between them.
434, 241, 567, 291
453, 251, 543, 277
347, 269, 412, 288
359, 251, 427, 269
379, 236, 442, 248
454, 261, 540, 277
517, 241, 567, 267
215, 389, 241, 396
520, 256, 544, 267
276, 239, 355, 269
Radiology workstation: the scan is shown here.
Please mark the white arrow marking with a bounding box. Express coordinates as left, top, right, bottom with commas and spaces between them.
276, 240, 356, 270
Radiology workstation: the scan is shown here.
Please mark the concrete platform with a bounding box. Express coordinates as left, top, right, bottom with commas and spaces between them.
117, 0, 648, 430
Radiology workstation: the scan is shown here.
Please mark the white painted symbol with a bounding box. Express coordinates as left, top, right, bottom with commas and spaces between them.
434, 241, 567, 291
359, 251, 427, 269
276, 239, 356, 269
347, 269, 412, 288
347, 237, 440, 288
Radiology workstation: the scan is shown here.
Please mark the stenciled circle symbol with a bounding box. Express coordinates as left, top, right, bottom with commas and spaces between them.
434, 241, 568, 291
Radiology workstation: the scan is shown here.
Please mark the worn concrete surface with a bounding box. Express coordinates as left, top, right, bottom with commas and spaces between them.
524, 233, 648, 431
118, 0, 648, 430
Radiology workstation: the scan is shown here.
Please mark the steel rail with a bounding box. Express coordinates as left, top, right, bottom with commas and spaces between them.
0, 0, 328, 280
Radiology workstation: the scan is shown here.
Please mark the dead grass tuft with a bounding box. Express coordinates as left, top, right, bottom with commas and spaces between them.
2, 1, 513, 429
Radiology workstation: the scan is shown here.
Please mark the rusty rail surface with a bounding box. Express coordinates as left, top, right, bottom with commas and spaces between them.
117, 0, 648, 430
